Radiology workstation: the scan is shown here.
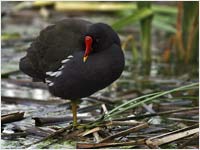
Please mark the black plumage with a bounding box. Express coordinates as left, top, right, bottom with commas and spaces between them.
19, 18, 124, 126
20, 19, 92, 81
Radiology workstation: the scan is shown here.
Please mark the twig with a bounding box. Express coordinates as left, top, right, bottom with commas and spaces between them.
79, 127, 103, 136
146, 128, 199, 148
114, 107, 199, 121
101, 104, 109, 114
77, 139, 145, 149
2, 112, 25, 124
106, 120, 142, 126
101, 103, 113, 123
142, 103, 156, 113
146, 124, 199, 148
146, 124, 198, 139
100, 123, 148, 143
167, 117, 199, 123
93, 132, 103, 143
23, 125, 72, 148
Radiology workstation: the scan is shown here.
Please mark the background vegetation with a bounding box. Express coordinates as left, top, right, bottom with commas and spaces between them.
1, 1, 199, 149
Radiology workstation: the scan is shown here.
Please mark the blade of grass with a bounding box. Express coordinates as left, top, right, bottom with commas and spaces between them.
185, 4, 199, 63
106, 85, 198, 118
154, 14, 176, 25
182, 1, 198, 48
153, 20, 176, 33
104, 83, 198, 120
107, 84, 198, 119
137, 2, 153, 63
112, 8, 153, 31
153, 15, 176, 33
152, 4, 177, 14
107, 92, 162, 116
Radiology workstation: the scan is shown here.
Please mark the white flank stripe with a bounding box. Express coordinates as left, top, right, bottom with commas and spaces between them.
45, 79, 51, 83
55, 71, 62, 77
61, 59, 70, 64
49, 71, 58, 76
48, 82, 54, 86
46, 71, 53, 75
58, 65, 65, 70
67, 55, 73, 59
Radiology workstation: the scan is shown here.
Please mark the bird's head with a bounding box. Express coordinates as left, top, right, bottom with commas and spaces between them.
83, 23, 121, 62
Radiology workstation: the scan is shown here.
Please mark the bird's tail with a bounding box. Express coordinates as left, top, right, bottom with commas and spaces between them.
19, 56, 45, 82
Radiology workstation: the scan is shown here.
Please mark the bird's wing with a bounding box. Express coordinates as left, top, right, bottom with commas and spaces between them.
20, 19, 92, 81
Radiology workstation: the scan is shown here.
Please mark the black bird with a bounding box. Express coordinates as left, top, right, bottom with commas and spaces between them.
20, 18, 125, 126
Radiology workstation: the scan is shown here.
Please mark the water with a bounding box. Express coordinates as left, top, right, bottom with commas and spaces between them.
1, 2, 198, 148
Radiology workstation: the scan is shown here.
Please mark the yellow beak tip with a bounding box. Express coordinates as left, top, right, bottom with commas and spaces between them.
83, 56, 88, 62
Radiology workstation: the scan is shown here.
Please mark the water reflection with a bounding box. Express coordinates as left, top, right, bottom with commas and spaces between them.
1, 81, 51, 100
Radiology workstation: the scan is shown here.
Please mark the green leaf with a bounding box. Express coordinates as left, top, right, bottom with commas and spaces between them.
152, 4, 177, 14
153, 19, 176, 33
112, 8, 153, 31
137, 2, 153, 63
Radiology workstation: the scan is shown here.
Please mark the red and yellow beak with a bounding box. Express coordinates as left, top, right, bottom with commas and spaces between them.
83, 36, 93, 62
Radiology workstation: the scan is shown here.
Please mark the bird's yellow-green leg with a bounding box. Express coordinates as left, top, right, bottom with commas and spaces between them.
71, 100, 78, 127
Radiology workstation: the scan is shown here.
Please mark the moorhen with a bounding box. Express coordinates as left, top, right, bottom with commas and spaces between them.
19, 18, 125, 126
